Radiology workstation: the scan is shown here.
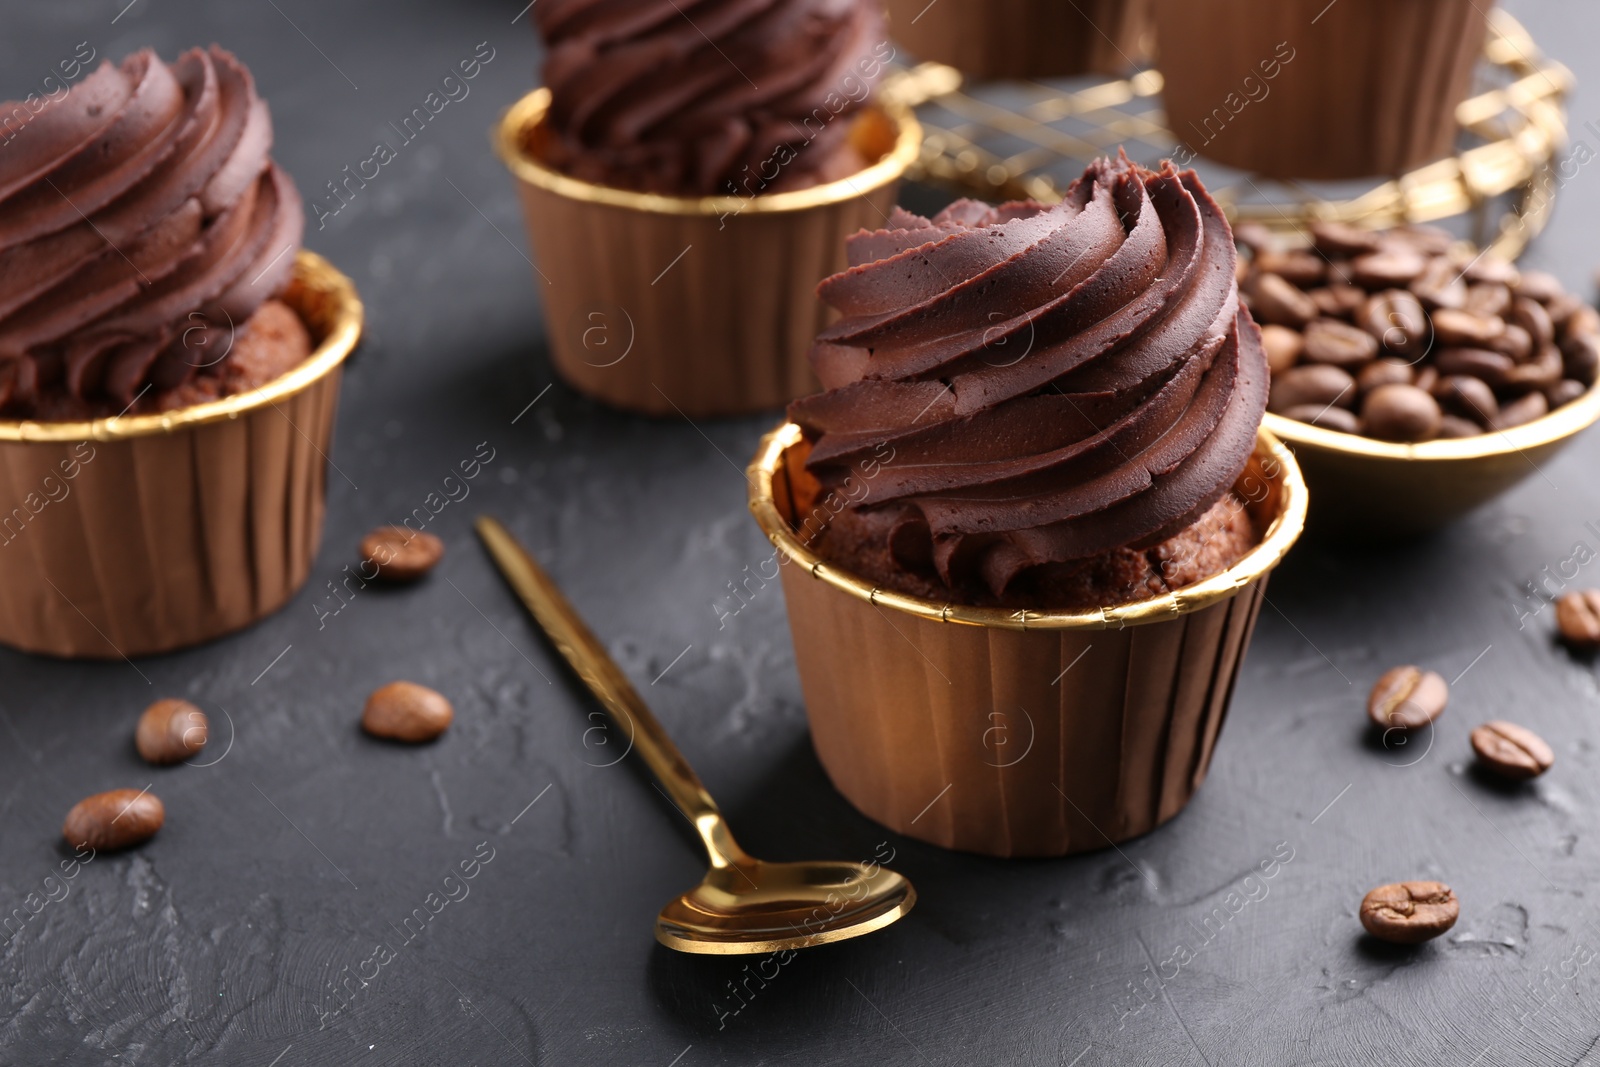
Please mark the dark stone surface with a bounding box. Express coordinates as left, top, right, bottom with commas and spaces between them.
4, 2, 1600, 1064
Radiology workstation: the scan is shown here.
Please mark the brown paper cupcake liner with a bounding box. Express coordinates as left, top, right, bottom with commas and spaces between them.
887, 0, 1151, 80
749, 423, 1307, 857
495, 90, 919, 418
0, 252, 362, 659
1154, 0, 1489, 180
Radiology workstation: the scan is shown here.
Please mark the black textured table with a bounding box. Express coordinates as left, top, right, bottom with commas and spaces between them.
6, 3, 1600, 1064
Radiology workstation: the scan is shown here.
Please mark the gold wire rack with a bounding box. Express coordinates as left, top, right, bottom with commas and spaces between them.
883, 9, 1571, 261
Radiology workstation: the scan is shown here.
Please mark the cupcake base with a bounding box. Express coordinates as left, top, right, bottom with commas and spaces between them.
887, 0, 1151, 80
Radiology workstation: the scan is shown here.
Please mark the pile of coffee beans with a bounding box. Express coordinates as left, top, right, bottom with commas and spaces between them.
1237, 220, 1599, 442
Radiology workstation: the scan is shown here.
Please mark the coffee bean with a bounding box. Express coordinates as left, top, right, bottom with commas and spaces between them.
1514, 270, 1565, 304
135, 699, 208, 765
1489, 391, 1548, 431
1556, 590, 1600, 646
1351, 248, 1427, 289
1432, 308, 1505, 348
1282, 404, 1361, 433
361, 527, 445, 582
1362, 384, 1441, 442
1561, 333, 1600, 385
1410, 259, 1468, 311
1357, 358, 1414, 393
1434, 375, 1498, 425
1564, 305, 1600, 343
1511, 296, 1555, 349
1546, 379, 1588, 408
1269, 364, 1356, 412
1465, 256, 1519, 286
62, 789, 164, 852
1250, 272, 1318, 328
1433, 347, 1513, 388
1544, 292, 1586, 333
1360, 881, 1459, 944
1471, 721, 1554, 780
1233, 221, 1277, 255
1436, 415, 1484, 438
1311, 220, 1382, 257
1358, 290, 1428, 357
1388, 225, 1456, 256
362, 681, 454, 743
1488, 323, 1532, 362
1302, 318, 1379, 368
1413, 366, 1439, 394
1256, 250, 1325, 288
1310, 285, 1365, 320
1368, 665, 1448, 730
1465, 283, 1511, 321
1501, 346, 1563, 392
1260, 324, 1304, 375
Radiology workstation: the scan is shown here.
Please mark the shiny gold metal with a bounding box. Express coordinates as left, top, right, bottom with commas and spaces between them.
474, 516, 917, 955
0, 251, 362, 443
748, 424, 1307, 631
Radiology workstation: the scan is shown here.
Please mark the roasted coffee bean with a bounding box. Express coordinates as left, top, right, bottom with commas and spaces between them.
1489, 391, 1549, 431
1233, 221, 1277, 255
1357, 358, 1414, 393
1431, 308, 1505, 348
1413, 366, 1439, 394
1311, 220, 1382, 257
1514, 269, 1565, 303
1358, 290, 1428, 356
1250, 272, 1318, 328
1410, 259, 1468, 311
362, 681, 454, 742
1511, 296, 1555, 349
1256, 250, 1325, 287
1561, 333, 1600, 385
1433, 347, 1513, 388
1464, 256, 1519, 286
361, 527, 445, 582
1464, 283, 1511, 321
1563, 304, 1600, 343
1487, 323, 1533, 362
1434, 375, 1498, 425
1351, 248, 1427, 289
1310, 285, 1366, 320
1269, 364, 1356, 412
1436, 415, 1484, 438
1470, 721, 1554, 780
1502, 346, 1563, 392
1544, 291, 1585, 333
1282, 404, 1361, 434
1360, 882, 1459, 944
1556, 590, 1600, 646
1546, 379, 1589, 408
135, 699, 208, 765
1368, 666, 1449, 730
63, 789, 164, 851
1388, 224, 1456, 256
1302, 318, 1379, 368
1362, 384, 1442, 442
1260, 324, 1304, 375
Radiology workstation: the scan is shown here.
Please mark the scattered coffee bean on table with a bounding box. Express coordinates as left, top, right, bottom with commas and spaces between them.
1360, 881, 1459, 944
135, 699, 208, 765
1555, 590, 1600, 646
63, 789, 165, 852
361, 527, 445, 582
1471, 721, 1554, 780
362, 681, 454, 742
1367, 666, 1449, 731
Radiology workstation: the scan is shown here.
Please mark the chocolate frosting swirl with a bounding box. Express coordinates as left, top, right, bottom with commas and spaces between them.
789, 156, 1268, 600
534, 0, 889, 196
0, 46, 303, 415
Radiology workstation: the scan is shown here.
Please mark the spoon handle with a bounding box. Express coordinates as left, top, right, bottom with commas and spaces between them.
475, 516, 720, 825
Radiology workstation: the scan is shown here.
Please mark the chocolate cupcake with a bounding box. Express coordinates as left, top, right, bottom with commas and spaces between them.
1153, 0, 1489, 179
0, 47, 361, 658
886, 0, 1151, 81
497, 0, 919, 416
750, 156, 1307, 856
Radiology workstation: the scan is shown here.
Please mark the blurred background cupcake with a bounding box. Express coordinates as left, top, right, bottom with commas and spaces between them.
0, 46, 361, 659
498, 0, 919, 417
1153, 0, 1490, 179
885, 0, 1151, 81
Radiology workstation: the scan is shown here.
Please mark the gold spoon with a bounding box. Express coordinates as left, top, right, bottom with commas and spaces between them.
476, 516, 917, 955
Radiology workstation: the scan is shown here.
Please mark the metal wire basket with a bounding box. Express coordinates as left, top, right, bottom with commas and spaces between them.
884, 9, 1571, 260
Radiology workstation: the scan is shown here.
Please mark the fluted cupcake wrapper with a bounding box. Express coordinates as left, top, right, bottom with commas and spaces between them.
0, 253, 362, 659
887, 0, 1151, 80
495, 90, 919, 418
749, 424, 1307, 858
1154, 0, 1489, 180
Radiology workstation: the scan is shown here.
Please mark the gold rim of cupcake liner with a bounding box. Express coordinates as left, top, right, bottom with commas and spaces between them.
0, 251, 363, 444
748, 422, 1308, 632
493, 87, 922, 216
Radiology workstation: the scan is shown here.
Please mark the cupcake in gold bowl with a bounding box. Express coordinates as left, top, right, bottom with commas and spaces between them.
0, 46, 361, 658
497, 0, 918, 418
1239, 221, 1600, 537
749, 157, 1306, 858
